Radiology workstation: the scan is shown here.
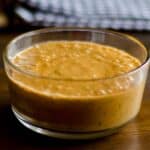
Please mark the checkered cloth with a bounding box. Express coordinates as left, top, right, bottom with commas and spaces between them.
15, 0, 150, 30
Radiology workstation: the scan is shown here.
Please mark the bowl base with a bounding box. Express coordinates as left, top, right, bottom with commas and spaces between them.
12, 107, 120, 140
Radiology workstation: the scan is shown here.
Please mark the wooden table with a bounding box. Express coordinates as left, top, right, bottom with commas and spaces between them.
0, 30, 150, 150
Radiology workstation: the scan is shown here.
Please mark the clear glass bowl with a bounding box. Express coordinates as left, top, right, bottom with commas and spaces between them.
3, 28, 150, 140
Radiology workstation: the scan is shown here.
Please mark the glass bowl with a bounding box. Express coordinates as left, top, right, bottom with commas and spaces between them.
3, 28, 150, 140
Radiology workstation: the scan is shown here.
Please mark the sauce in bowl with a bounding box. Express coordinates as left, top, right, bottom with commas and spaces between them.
8, 41, 144, 132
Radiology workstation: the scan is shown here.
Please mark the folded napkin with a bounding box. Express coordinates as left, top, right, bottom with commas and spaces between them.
15, 0, 150, 30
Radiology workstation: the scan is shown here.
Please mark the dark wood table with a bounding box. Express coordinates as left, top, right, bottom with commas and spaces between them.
0, 30, 150, 150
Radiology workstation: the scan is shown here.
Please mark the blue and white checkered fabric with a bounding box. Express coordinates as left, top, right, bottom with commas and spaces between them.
15, 0, 150, 30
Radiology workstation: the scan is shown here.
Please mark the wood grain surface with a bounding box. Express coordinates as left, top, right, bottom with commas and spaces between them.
0, 31, 150, 150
